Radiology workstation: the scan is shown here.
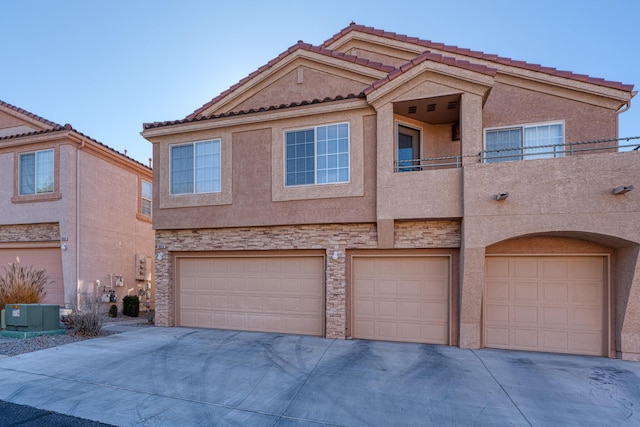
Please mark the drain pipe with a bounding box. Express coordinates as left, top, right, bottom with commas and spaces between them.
76, 136, 85, 309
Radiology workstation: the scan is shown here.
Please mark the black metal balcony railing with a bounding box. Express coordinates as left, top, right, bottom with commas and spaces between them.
393, 136, 640, 172
480, 137, 640, 163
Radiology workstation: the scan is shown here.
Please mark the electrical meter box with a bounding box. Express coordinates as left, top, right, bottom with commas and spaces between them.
5, 304, 60, 332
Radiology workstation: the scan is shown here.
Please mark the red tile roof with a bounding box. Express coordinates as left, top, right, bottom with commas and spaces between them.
324, 23, 634, 93
0, 99, 62, 128
144, 93, 365, 130
186, 42, 395, 120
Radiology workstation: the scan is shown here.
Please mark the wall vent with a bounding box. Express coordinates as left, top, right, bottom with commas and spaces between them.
408, 106, 417, 114
427, 104, 436, 112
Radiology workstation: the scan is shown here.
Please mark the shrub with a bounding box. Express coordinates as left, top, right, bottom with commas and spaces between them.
0, 258, 48, 308
109, 304, 118, 317
122, 295, 139, 317
66, 310, 103, 337
65, 291, 104, 337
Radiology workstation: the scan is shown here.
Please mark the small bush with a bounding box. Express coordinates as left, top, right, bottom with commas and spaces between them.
67, 311, 103, 337
109, 304, 118, 317
122, 295, 139, 317
0, 258, 48, 308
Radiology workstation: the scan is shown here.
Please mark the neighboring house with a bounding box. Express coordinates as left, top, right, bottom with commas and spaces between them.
142, 23, 640, 360
0, 100, 155, 312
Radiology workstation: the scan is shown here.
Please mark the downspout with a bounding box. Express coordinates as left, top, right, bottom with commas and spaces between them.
76, 139, 85, 308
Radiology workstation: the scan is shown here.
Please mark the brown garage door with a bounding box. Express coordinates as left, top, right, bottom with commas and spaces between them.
484, 256, 605, 356
178, 255, 324, 335
0, 248, 64, 306
352, 256, 450, 344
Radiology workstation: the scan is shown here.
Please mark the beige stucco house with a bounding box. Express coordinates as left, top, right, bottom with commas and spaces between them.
0, 100, 155, 312
142, 23, 640, 360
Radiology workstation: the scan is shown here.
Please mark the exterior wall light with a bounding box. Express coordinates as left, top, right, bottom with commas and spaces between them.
495, 192, 509, 201
332, 251, 339, 260
613, 185, 634, 195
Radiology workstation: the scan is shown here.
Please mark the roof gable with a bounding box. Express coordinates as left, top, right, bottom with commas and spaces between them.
0, 100, 61, 138
324, 23, 634, 94
187, 42, 395, 120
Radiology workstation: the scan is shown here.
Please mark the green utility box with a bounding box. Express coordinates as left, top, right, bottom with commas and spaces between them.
4, 304, 60, 332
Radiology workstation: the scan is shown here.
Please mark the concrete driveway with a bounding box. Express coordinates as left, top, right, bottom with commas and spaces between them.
0, 327, 638, 426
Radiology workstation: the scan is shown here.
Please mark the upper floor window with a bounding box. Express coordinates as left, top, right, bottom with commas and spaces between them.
170, 139, 221, 194
285, 123, 349, 186
19, 149, 54, 195
484, 122, 564, 163
141, 180, 152, 216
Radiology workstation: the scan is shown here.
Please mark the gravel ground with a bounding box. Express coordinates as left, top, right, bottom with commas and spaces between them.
0, 313, 153, 357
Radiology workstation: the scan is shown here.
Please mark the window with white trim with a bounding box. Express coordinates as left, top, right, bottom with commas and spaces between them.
19, 149, 54, 195
285, 123, 349, 186
141, 180, 152, 216
484, 122, 564, 163
170, 139, 221, 194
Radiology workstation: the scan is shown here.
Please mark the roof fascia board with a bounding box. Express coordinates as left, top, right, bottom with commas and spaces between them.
143, 98, 371, 140
198, 50, 388, 117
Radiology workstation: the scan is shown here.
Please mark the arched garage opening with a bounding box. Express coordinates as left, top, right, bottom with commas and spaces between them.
482, 234, 635, 357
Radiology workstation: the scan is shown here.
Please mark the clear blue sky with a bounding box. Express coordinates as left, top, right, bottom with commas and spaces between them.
1, 0, 638, 164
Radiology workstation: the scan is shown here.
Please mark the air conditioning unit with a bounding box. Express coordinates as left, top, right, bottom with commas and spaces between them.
5, 304, 60, 332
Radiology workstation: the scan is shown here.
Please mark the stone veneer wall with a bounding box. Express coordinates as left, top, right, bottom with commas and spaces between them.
155, 220, 461, 337
0, 223, 60, 242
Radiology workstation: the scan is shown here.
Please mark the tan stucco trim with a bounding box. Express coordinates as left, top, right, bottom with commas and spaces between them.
11, 143, 62, 204
143, 98, 370, 139
158, 135, 232, 209
271, 113, 365, 202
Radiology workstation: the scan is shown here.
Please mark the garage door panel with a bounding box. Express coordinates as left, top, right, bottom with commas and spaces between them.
486, 304, 509, 323
486, 281, 509, 300
513, 329, 539, 350
514, 305, 538, 324
514, 282, 538, 301
542, 282, 568, 302
485, 327, 509, 347
542, 331, 568, 351
513, 259, 539, 278
423, 302, 448, 321
178, 256, 324, 336
542, 307, 568, 326
573, 308, 601, 328
352, 256, 449, 345
541, 259, 569, 278
485, 256, 605, 356
486, 259, 510, 277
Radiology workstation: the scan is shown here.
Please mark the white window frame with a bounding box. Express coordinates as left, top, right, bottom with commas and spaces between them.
483, 121, 565, 163
19, 148, 54, 195
141, 180, 152, 217
284, 122, 350, 187
169, 139, 221, 195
